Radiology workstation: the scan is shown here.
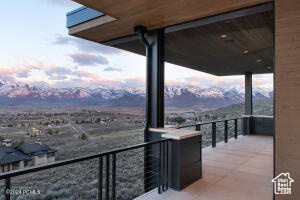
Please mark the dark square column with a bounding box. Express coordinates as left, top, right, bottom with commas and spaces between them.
244, 72, 253, 135
147, 29, 165, 129
245, 72, 253, 115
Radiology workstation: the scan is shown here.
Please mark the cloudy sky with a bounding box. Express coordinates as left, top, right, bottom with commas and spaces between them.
0, 0, 273, 89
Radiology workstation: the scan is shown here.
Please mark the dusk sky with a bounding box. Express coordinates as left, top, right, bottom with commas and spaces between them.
0, 0, 273, 89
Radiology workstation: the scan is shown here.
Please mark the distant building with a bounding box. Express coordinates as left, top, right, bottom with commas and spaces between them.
17, 143, 56, 166
29, 128, 42, 137
16, 120, 40, 127
185, 112, 196, 117
1, 140, 12, 147
0, 141, 56, 173
0, 145, 30, 173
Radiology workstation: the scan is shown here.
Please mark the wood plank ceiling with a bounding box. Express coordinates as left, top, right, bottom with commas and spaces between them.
112, 11, 274, 76
71, 0, 271, 43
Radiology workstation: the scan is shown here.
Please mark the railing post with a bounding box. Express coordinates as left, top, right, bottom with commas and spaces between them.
98, 156, 103, 200
105, 155, 110, 200
200, 136, 203, 178
5, 178, 11, 200
212, 122, 216, 147
224, 120, 228, 143
195, 124, 201, 131
158, 143, 161, 194
112, 153, 116, 200
166, 141, 168, 190
162, 142, 166, 192
234, 119, 238, 139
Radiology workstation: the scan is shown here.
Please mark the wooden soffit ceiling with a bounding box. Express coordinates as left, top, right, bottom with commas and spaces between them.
70, 0, 271, 43
112, 10, 274, 75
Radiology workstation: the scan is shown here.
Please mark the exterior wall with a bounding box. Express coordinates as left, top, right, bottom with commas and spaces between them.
12, 161, 20, 170
252, 116, 274, 136
32, 155, 48, 166
0, 161, 25, 173
31, 154, 55, 166
1, 164, 11, 172
242, 115, 274, 136
275, 0, 300, 199
47, 153, 55, 163
18, 160, 24, 169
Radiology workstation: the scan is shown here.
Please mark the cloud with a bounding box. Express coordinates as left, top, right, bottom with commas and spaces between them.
166, 74, 273, 89
52, 76, 146, 89
0, 67, 16, 81
53, 35, 122, 55
165, 74, 245, 89
185, 75, 244, 88
44, 65, 74, 80
74, 70, 100, 79
0, 65, 30, 80
119, 77, 145, 88
104, 67, 122, 72
2, 56, 82, 81
67, 52, 108, 66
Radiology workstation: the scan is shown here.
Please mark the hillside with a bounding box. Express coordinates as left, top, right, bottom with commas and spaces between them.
201, 98, 273, 118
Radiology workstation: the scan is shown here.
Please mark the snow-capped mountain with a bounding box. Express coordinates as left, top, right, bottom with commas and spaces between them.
0, 80, 273, 110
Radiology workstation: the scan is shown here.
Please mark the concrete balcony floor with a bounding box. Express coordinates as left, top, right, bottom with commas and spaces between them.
136, 135, 273, 200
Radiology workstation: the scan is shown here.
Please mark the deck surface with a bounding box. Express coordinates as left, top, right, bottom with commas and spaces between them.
135, 135, 273, 200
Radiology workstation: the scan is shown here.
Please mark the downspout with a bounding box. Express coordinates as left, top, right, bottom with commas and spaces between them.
134, 26, 152, 142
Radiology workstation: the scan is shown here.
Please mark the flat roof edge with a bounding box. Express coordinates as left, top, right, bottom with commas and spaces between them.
67, 6, 104, 28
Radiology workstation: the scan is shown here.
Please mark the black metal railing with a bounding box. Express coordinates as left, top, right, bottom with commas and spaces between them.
0, 139, 170, 200
179, 117, 243, 147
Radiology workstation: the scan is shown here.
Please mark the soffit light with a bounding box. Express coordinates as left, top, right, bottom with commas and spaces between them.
220, 34, 227, 38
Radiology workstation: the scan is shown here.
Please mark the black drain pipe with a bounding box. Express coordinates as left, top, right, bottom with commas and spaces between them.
134, 26, 152, 142
134, 26, 153, 193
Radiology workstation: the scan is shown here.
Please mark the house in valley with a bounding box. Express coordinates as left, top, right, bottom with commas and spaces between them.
0, 141, 56, 173
17, 143, 56, 166
0, 145, 30, 173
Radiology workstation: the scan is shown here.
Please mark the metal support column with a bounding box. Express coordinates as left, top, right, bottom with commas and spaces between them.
245, 72, 253, 115
147, 29, 165, 129
244, 72, 253, 135
135, 26, 165, 193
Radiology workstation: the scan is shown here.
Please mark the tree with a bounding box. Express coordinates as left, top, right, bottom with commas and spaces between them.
170, 117, 186, 125
81, 133, 88, 140
12, 140, 25, 148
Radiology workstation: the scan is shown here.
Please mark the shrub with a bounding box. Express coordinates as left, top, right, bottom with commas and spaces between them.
81, 133, 88, 140
12, 140, 25, 147
170, 116, 186, 124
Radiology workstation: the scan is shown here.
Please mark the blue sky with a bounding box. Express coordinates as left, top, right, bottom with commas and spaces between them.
0, 0, 273, 89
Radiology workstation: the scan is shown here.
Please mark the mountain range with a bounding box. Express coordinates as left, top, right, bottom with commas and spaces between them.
0, 80, 273, 110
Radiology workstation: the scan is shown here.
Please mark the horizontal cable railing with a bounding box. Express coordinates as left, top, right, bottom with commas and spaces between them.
1, 138, 171, 200
179, 117, 243, 147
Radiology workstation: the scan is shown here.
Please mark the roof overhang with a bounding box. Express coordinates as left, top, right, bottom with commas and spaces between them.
67, 1, 274, 76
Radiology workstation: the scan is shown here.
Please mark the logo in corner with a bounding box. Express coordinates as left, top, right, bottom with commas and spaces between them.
272, 173, 294, 194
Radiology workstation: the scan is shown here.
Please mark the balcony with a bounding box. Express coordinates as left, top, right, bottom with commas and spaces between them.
136, 135, 273, 200
1, 116, 273, 200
